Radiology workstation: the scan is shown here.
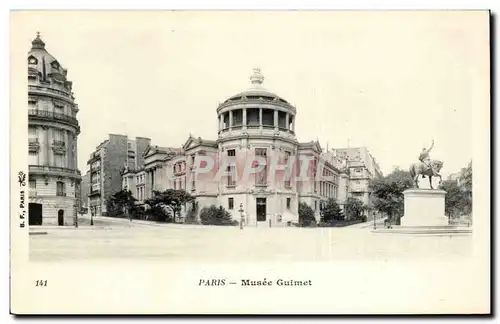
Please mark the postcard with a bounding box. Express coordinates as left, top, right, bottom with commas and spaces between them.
10, 10, 490, 315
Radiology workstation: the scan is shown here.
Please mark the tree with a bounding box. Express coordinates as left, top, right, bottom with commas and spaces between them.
320, 198, 343, 223
199, 205, 237, 226
344, 197, 365, 220
439, 180, 472, 218
145, 189, 195, 222
369, 168, 413, 226
298, 202, 316, 227
106, 190, 137, 218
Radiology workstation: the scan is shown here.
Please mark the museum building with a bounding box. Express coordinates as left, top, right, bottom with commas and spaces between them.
122, 69, 344, 226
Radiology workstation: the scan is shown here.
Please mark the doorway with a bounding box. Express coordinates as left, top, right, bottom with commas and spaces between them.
58, 209, 64, 226
256, 198, 266, 222
29, 203, 43, 225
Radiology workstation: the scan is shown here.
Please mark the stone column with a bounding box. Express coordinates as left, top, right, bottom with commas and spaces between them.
229, 110, 233, 130
242, 108, 247, 130
285, 113, 289, 131
64, 130, 69, 169
259, 108, 263, 129
274, 110, 278, 130
74, 134, 78, 170
291, 115, 295, 132
46, 127, 51, 166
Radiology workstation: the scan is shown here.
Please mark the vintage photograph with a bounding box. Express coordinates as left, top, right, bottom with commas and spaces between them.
10, 10, 490, 314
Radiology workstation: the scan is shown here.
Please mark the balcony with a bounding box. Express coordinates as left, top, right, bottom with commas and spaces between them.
28, 109, 79, 130
28, 84, 74, 101
29, 165, 81, 179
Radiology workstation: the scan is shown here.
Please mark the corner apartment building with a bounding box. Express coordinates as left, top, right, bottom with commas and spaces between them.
27, 33, 81, 226
87, 134, 150, 216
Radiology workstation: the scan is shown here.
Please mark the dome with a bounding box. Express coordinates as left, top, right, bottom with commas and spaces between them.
28, 32, 68, 81
223, 68, 290, 104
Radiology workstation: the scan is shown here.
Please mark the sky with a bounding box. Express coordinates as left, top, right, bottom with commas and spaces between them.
12, 11, 488, 176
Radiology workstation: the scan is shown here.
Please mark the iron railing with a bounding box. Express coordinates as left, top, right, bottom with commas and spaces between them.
29, 165, 81, 176
28, 109, 79, 128
28, 85, 73, 99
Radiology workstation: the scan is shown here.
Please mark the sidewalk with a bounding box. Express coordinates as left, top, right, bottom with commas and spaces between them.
347, 218, 387, 229
79, 214, 206, 228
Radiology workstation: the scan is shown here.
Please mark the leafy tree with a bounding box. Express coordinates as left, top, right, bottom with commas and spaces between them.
344, 197, 365, 220
320, 198, 344, 223
298, 202, 316, 227
369, 168, 413, 226
145, 189, 195, 222
199, 205, 237, 226
439, 180, 472, 218
106, 190, 137, 219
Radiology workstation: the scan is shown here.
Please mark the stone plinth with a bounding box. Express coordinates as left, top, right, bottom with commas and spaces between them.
401, 189, 448, 226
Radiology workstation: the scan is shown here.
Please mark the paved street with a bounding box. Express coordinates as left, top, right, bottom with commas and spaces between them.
30, 220, 472, 262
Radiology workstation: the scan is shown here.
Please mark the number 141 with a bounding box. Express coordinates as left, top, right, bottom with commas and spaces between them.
35, 280, 47, 287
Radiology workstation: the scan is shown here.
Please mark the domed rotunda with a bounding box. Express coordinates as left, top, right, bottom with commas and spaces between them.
214, 69, 302, 226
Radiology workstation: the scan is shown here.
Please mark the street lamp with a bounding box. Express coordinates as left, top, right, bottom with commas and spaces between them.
73, 197, 79, 228
238, 203, 244, 230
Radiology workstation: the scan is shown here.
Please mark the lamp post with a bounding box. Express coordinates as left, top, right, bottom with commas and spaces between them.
238, 203, 244, 230
73, 197, 79, 228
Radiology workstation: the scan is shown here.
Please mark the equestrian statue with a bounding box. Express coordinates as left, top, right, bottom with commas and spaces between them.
409, 140, 444, 189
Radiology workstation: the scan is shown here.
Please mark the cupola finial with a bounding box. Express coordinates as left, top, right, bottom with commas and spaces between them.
31, 31, 45, 50
250, 68, 264, 86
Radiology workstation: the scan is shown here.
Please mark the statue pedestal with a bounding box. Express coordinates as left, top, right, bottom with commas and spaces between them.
401, 189, 448, 226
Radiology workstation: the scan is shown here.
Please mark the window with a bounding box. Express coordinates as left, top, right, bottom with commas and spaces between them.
56, 181, 65, 196
314, 200, 317, 212
227, 149, 236, 187
313, 158, 317, 192
191, 171, 196, 190
286, 198, 291, 210
228, 198, 234, 210
255, 148, 267, 185
284, 151, 291, 187
173, 179, 177, 190
28, 151, 38, 165
29, 179, 36, 189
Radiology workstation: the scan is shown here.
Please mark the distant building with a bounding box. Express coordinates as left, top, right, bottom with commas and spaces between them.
80, 170, 90, 211
27, 33, 81, 226
458, 160, 472, 195
328, 147, 383, 209
447, 172, 460, 183
87, 135, 150, 216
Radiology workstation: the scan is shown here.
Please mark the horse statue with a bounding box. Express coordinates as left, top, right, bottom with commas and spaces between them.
409, 159, 444, 189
